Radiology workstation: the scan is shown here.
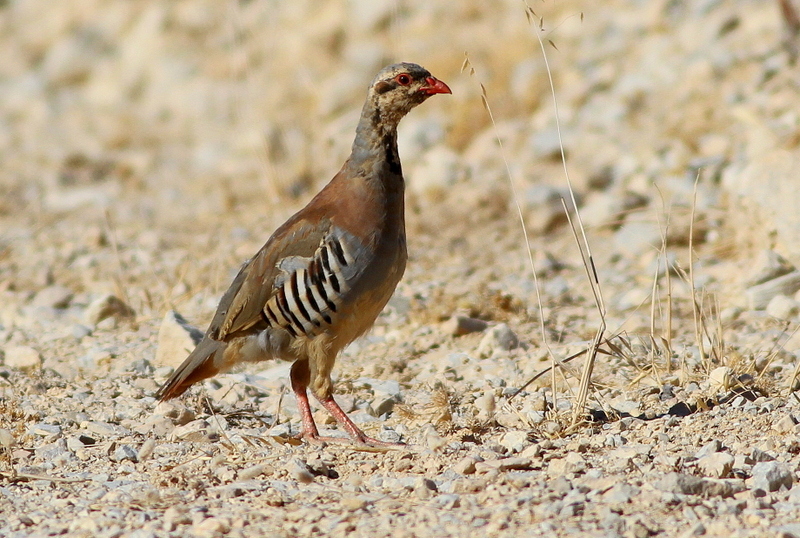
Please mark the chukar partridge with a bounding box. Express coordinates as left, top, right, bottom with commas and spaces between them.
156, 63, 451, 447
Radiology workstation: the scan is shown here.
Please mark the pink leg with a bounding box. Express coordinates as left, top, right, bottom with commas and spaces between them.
289, 360, 403, 447
316, 394, 404, 447
290, 360, 321, 441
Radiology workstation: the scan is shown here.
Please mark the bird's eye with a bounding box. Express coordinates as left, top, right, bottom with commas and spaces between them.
395, 74, 412, 86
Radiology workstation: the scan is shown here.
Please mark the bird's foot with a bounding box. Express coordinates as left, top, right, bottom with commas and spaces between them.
350, 432, 405, 449
335, 433, 405, 452
293, 430, 330, 446
295, 430, 405, 451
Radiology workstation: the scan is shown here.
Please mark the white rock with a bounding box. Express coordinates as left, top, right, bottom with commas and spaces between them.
238, 463, 270, 481
453, 456, 478, 475
422, 424, 447, 451
616, 287, 651, 311
609, 398, 642, 417
477, 324, 519, 358
44, 183, 120, 213
347, 0, 395, 31
83, 421, 129, 438
194, 517, 231, 537
498, 430, 529, 453
520, 184, 572, 234
476, 457, 533, 474
719, 306, 742, 324
772, 414, 797, 434
397, 116, 447, 161
722, 151, 800, 268
3, 345, 41, 370
170, 419, 215, 442
766, 294, 800, 320
31, 285, 73, 309
745, 250, 795, 287
134, 416, 175, 437
288, 459, 315, 484
0, 428, 16, 448
579, 191, 624, 229
695, 440, 722, 458
41, 33, 95, 86
71, 324, 92, 340
137, 439, 156, 462
155, 310, 204, 368
746, 271, 800, 310
473, 392, 496, 419
697, 452, 734, 478
510, 58, 544, 105
112, 444, 138, 463
708, 367, 733, 393
751, 461, 795, 492
529, 127, 565, 160
495, 411, 525, 429
163, 506, 191, 531
414, 477, 437, 500
84, 294, 134, 326
441, 315, 488, 336
369, 391, 398, 417
548, 452, 586, 476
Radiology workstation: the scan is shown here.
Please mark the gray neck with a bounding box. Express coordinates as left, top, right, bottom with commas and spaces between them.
348, 96, 403, 178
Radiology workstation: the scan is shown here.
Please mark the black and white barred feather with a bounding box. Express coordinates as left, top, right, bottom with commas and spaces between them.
262, 229, 361, 338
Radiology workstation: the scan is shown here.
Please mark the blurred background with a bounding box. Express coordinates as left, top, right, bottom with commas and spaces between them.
3, 5, 800, 534
0, 0, 797, 322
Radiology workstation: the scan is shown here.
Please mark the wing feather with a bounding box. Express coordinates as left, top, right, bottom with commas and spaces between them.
207, 217, 331, 340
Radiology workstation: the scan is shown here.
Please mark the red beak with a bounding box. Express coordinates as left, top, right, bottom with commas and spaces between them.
420, 76, 452, 95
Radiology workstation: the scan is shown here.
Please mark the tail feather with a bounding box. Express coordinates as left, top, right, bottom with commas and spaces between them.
156, 337, 226, 401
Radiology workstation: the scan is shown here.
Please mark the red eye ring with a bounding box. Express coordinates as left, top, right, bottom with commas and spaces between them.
395, 74, 411, 86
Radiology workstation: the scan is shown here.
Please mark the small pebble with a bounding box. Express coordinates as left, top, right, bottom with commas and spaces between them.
0, 428, 15, 448
31, 285, 73, 309
772, 414, 797, 434
422, 424, 447, 451
442, 315, 488, 336
474, 392, 496, 418
155, 310, 204, 368
70, 324, 92, 340
453, 456, 478, 475
112, 444, 138, 463
695, 439, 722, 458
766, 294, 800, 320
751, 462, 794, 492
194, 517, 231, 536
476, 457, 533, 473
289, 459, 315, 484
476, 324, 519, 358
236, 463, 270, 480
137, 439, 156, 462
3, 345, 42, 370
84, 294, 134, 326
698, 452, 734, 478
341, 496, 367, 511
708, 367, 732, 393
498, 430, 529, 453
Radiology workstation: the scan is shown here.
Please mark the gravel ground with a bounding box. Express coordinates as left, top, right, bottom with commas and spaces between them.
2, 1, 800, 537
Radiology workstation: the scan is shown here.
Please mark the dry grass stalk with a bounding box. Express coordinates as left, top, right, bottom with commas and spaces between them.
688, 172, 707, 370
523, 4, 607, 426
653, 186, 674, 374
461, 50, 557, 412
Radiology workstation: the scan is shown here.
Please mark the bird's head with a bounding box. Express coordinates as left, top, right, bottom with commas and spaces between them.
367, 62, 451, 128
